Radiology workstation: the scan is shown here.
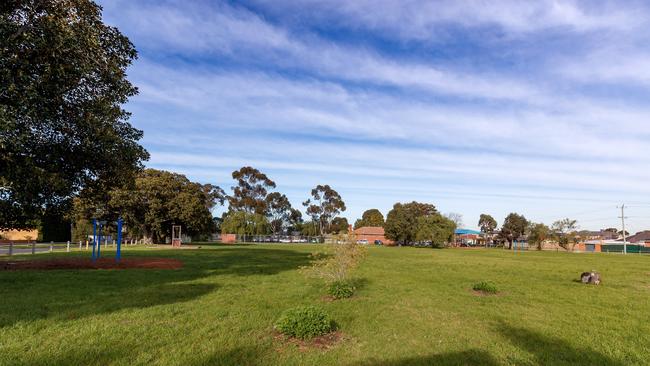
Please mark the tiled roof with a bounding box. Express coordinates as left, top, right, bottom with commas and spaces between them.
627, 231, 650, 243
354, 226, 385, 235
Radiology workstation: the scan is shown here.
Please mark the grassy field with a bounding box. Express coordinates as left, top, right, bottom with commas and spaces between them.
1, 244, 649, 365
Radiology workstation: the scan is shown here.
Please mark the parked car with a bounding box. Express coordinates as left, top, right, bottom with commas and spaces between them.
357, 239, 369, 244
279, 238, 291, 243
374, 240, 383, 245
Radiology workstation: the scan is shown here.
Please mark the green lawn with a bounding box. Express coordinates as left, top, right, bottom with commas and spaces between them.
1, 245, 649, 365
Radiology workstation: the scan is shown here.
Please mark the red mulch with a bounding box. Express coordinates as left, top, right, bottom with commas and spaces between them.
0, 257, 183, 271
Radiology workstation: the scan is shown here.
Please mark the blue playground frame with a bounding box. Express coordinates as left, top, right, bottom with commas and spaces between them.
92, 218, 124, 263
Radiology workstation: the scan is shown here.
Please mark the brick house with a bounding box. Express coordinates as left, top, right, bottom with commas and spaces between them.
353, 226, 393, 245
627, 231, 650, 246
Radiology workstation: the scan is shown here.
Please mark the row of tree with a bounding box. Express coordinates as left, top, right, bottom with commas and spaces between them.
70, 165, 349, 242
478, 213, 587, 250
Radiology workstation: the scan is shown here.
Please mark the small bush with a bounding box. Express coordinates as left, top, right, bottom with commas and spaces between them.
274, 306, 335, 340
473, 281, 498, 294
328, 280, 356, 299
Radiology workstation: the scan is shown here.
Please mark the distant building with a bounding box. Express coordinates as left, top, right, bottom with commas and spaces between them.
455, 229, 482, 246
0, 229, 38, 242
627, 231, 650, 245
353, 226, 393, 245
578, 230, 620, 241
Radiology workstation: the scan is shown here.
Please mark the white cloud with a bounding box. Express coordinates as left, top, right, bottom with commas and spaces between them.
96, 0, 650, 232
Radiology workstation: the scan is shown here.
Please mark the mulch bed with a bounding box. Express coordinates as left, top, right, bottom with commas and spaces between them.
273, 331, 343, 352
0, 257, 183, 271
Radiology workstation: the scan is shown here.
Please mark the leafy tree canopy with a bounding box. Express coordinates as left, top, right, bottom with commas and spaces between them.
528, 222, 550, 250
229, 166, 276, 215
266, 192, 295, 235
499, 213, 528, 247
107, 169, 223, 243
221, 211, 269, 236
303, 185, 346, 236
414, 214, 456, 248
354, 209, 385, 229
1, 0, 148, 229
478, 214, 498, 234
329, 217, 349, 234
384, 201, 438, 244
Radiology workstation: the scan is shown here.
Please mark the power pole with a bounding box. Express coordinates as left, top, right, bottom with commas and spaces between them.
618, 204, 627, 254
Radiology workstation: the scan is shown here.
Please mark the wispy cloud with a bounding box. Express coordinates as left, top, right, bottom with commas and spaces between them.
98, 0, 650, 232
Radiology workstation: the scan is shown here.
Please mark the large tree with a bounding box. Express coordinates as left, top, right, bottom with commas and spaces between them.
478, 214, 497, 234
229, 166, 276, 215
528, 222, 550, 251
329, 217, 350, 234
415, 214, 456, 248
499, 213, 529, 249
265, 192, 293, 235
302, 185, 346, 236
478, 214, 498, 246
552, 218, 579, 250
384, 201, 438, 245
221, 211, 269, 236
108, 169, 223, 243
354, 209, 385, 229
1, 0, 148, 229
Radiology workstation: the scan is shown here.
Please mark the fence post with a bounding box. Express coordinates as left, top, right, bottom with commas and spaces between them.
9, 242, 13, 256
113, 239, 115, 248
67, 241, 70, 252
86, 240, 88, 250
31, 242, 36, 255
79, 241, 82, 250
49, 241, 53, 252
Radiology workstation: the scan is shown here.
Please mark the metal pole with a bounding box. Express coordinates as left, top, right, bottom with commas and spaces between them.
116, 218, 123, 263
67, 241, 70, 252
619, 204, 627, 254
92, 219, 97, 261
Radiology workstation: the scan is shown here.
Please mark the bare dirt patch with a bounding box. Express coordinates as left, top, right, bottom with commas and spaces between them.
0, 257, 183, 271
470, 289, 503, 297
273, 331, 343, 352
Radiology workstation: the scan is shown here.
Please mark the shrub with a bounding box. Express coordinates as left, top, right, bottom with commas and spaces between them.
274, 306, 335, 340
473, 281, 498, 294
301, 233, 367, 284
328, 280, 355, 299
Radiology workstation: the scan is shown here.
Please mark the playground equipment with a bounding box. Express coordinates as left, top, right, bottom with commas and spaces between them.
512, 240, 526, 253
92, 218, 124, 262
172, 225, 182, 247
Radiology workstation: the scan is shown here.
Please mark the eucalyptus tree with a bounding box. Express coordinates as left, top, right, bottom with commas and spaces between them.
303, 185, 346, 236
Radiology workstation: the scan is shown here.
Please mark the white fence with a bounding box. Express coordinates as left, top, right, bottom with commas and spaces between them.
0, 239, 144, 256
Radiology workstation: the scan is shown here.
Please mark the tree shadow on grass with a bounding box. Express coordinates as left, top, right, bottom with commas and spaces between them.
353, 350, 500, 366
497, 323, 625, 366
0, 247, 311, 328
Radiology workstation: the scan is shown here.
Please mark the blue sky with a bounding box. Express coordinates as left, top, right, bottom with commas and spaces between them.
97, 0, 650, 233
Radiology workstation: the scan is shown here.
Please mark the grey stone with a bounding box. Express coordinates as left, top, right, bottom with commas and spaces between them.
580, 271, 601, 285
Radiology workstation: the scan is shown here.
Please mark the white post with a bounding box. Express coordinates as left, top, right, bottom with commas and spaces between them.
49, 241, 53, 252
79, 241, 82, 250
67, 241, 70, 252
619, 204, 627, 254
